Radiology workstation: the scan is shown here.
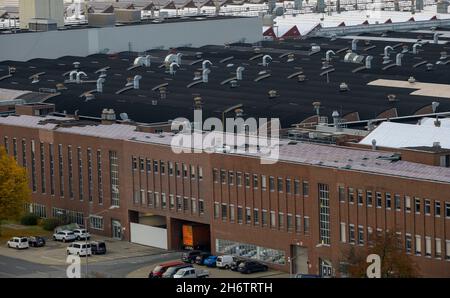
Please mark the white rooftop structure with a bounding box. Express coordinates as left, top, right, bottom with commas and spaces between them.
2, 114, 450, 184
419, 117, 450, 128
359, 121, 450, 149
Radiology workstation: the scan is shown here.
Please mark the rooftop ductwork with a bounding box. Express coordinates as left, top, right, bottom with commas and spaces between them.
396, 53, 404, 66
169, 62, 179, 75
236, 66, 245, 80
344, 52, 365, 64
325, 50, 335, 62
101, 108, 116, 122
365, 55, 373, 69
434, 32, 440, 44
76, 71, 87, 84
97, 77, 105, 93
133, 55, 151, 67
165, 54, 177, 65
383, 46, 394, 64
202, 68, 211, 83
312, 101, 321, 115
133, 75, 142, 89
262, 55, 272, 67
202, 60, 212, 72
408, 76, 416, 84
351, 39, 359, 51
413, 43, 422, 54
69, 70, 78, 82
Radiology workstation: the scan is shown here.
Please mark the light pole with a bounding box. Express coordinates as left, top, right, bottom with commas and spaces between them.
84, 205, 119, 278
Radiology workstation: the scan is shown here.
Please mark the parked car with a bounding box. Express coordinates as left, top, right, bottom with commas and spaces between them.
203, 255, 218, 267
173, 267, 209, 278
149, 261, 185, 278
237, 261, 268, 274
73, 229, 91, 240
195, 252, 212, 265
90, 241, 106, 255
53, 230, 76, 242
28, 236, 46, 247
162, 264, 194, 278
67, 242, 92, 257
216, 255, 235, 269
230, 258, 246, 271
294, 274, 321, 278
181, 250, 202, 263
7, 237, 29, 249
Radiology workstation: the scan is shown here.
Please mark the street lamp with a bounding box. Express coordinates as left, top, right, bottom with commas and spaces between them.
84, 205, 119, 278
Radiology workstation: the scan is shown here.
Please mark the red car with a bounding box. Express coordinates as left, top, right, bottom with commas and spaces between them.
149, 261, 185, 278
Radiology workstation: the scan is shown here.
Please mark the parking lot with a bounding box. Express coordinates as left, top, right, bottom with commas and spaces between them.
127, 260, 289, 278
0, 235, 167, 266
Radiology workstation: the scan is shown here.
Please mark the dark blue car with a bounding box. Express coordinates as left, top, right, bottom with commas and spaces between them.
203, 256, 218, 267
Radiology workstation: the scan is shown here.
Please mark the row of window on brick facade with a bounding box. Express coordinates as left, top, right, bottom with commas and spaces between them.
3, 136, 117, 207
133, 190, 205, 215
212, 202, 310, 234
131, 156, 203, 180
212, 168, 310, 195
339, 186, 450, 218
340, 223, 450, 260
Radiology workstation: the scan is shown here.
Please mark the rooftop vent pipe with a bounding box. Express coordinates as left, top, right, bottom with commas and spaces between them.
412, 43, 422, 54
312, 101, 321, 115
202, 60, 212, 72
408, 76, 416, 83
202, 68, 210, 83
97, 77, 105, 93
176, 53, 183, 65
365, 55, 373, 69
262, 55, 272, 67
371, 139, 377, 151
432, 101, 440, 113
133, 75, 142, 89
332, 110, 342, 131
69, 70, 78, 82
383, 46, 394, 64
73, 62, 80, 69
351, 39, 359, 51
236, 66, 245, 80
396, 53, 403, 66
325, 50, 335, 62
170, 62, 179, 75
434, 32, 439, 44
76, 71, 87, 84
165, 54, 177, 64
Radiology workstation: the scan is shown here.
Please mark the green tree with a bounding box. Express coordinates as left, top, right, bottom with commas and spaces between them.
0, 146, 30, 234
341, 231, 419, 278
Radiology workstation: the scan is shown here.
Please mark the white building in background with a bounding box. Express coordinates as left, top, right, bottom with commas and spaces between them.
18, 0, 65, 29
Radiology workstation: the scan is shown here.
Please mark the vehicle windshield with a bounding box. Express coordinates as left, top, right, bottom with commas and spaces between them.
163, 267, 177, 276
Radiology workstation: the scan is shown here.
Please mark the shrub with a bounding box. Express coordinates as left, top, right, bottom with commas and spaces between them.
42, 218, 62, 231
20, 214, 39, 226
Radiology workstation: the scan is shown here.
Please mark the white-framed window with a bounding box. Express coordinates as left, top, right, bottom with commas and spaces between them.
229, 204, 235, 222
358, 225, 364, 245
190, 197, 196, 213
340, 222, 346, 243
405, 234, 412, 253
349, 224, 355, 244
90, 216, 103, 230
446, 240, 450, 260
425, 236, 431, 257
161, 193, 167, 209
405, 196, 411, 212
435, 238, 442, 258
415, 235, 422, 255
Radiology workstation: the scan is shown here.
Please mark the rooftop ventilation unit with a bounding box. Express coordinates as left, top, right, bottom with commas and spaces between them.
262, 55, 272, 67
408, 76, 416, 84
412, 43, 422, 54
97, 77, 105, 93
312, 101, 321, 115
339, 82, 349, 92
344, 52, 364, 64
119, 113, 129, 121
169, 63, 179, 75
387, 94, 398, 102
236, 67, 245, 80
101, 109, 116, 121
202, 60, 212, 72
426, 63, 434, 71
383, 46, 394, 64
325, 50, 335, 62
351, 39, 358, 51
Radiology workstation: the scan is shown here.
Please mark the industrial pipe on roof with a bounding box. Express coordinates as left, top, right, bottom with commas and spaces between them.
202, 68, 211, 83
76, 71, 87, 84
97, 77, 105, 93
434, 32, 439, 44
351, 39, 358, 51
176, 53, 183, 65
69, 70, 78, 82
396, 53, 403, 66
262, 55, 272, 67
236, 66, 245, 80
133, 75, 142, 89
412, 43, 422, 54
325, 50, 335, 62
169, 62, 179, 75
202, 60, 212, 71
365, 55, 373, 69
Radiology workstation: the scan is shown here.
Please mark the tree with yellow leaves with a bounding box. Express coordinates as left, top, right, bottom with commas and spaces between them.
0, 146, 30, 234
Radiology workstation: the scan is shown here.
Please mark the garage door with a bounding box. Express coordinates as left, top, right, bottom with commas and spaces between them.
130, 223, 168, 249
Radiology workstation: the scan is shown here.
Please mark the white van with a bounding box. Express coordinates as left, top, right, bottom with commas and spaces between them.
216, 255, 235, 269
67, 242, 92, 257
7, 237, 29, 249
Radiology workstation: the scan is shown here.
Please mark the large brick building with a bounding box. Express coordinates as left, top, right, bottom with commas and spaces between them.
1, 105, 450, 277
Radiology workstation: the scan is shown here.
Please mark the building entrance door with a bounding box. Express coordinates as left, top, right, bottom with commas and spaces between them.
291, 245, 308, 275
112, 220, 122, 240
320, 259, 333, 278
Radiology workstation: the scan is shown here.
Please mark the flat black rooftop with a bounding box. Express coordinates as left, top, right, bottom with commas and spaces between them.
1, 29, 450, 128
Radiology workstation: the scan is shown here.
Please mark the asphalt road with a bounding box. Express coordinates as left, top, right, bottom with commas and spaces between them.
0, 251, 181, 278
